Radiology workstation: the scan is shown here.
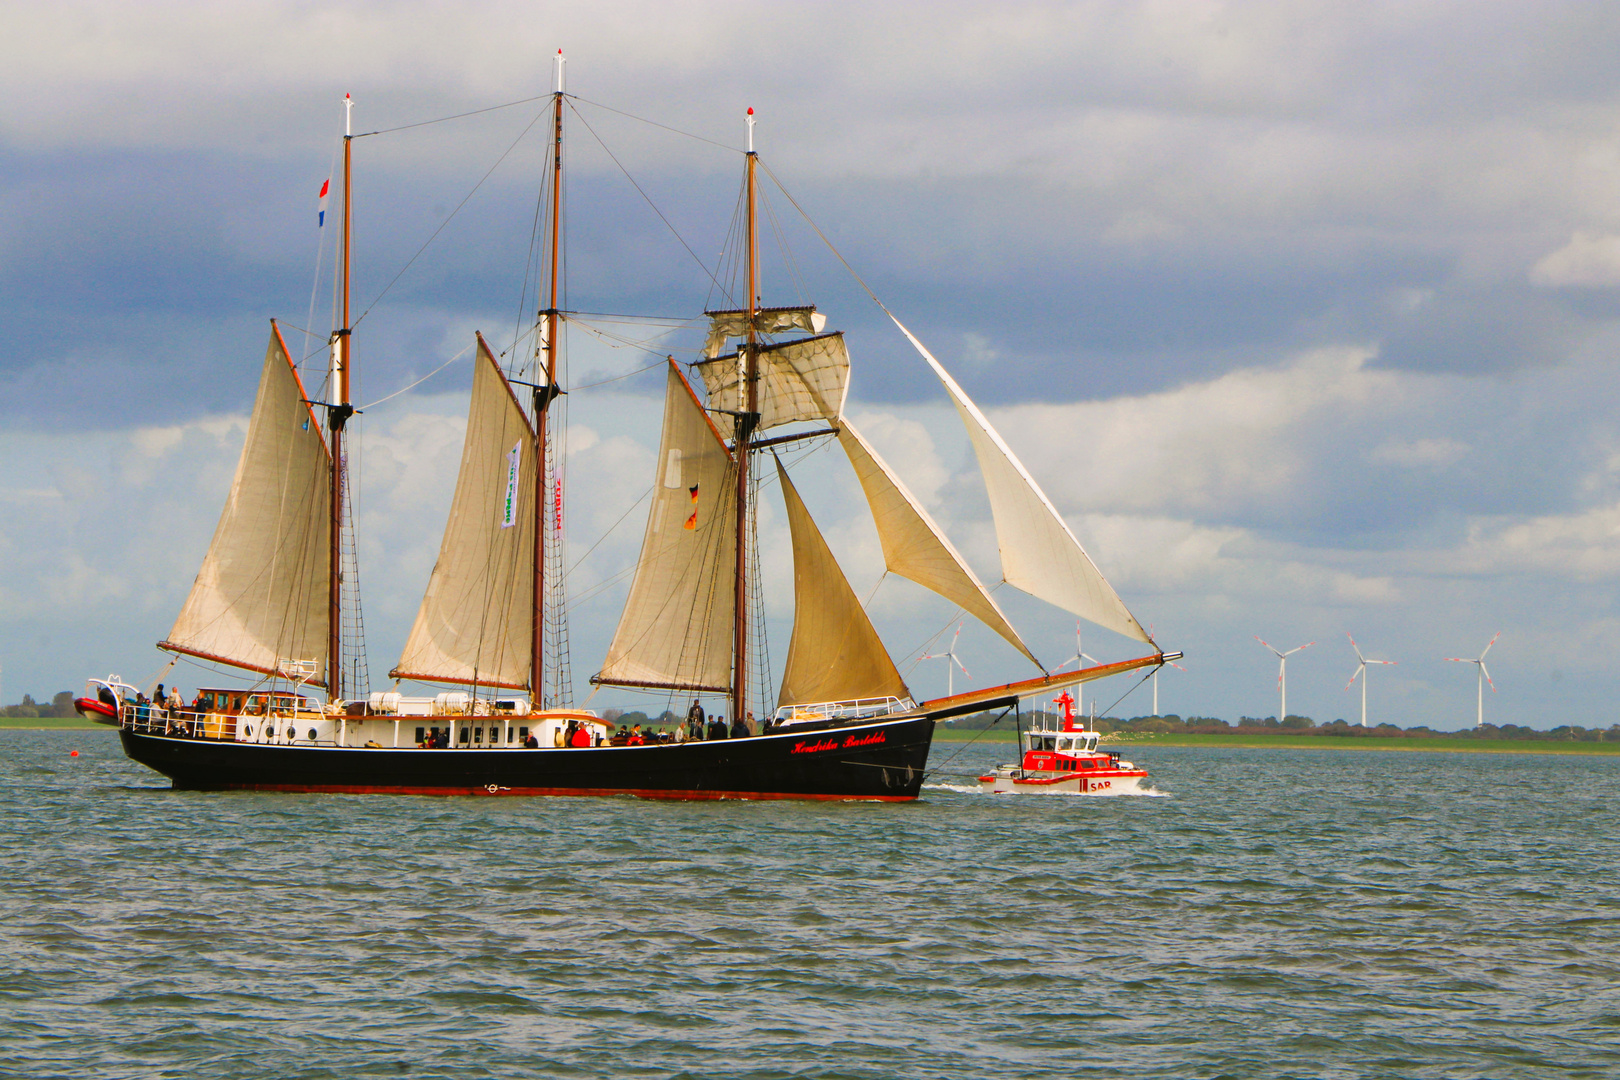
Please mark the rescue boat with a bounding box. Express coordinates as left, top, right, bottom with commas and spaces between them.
978, 691, 1151, 795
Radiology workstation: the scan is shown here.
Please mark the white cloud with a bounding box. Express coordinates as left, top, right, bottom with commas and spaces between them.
1530, 232, 1620, 287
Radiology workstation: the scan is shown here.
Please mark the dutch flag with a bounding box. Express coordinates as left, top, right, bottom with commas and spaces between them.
317, 177, 330, 228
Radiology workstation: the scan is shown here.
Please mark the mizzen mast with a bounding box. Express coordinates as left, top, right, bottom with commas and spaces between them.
731, 107, 760, 724
533, 50, 566, 706
327, 92, 356, 704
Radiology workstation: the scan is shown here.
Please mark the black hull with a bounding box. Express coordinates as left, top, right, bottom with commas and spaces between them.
117, 714, 935, 801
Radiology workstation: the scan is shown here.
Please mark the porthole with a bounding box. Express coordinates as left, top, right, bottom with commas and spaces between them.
308, 728, 318, 741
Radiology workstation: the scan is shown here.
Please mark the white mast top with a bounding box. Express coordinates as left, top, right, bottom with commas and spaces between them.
554, 49, 565, 93
746, 106, 754, 153
344, 92, 352, 137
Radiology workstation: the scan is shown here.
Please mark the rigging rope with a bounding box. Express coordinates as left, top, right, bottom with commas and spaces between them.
356, 342, 475, 411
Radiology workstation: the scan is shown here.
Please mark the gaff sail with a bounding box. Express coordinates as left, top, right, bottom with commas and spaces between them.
391, 334, 536, 690
160, 325, 333, 684
593, 362, 737, 693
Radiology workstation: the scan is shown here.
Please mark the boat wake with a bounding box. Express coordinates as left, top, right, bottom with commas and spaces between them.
923, 781, 1170, 798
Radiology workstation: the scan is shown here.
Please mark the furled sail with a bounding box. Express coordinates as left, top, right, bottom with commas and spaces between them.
891, 315, 1150, 644
161, 325, 332, 684
836, 420, 1040, 667
594, 362, 737, 692
703, 305, 826, 358
390, 335, 535, 690
775, 458, 910, 708
693, 332, 850, 433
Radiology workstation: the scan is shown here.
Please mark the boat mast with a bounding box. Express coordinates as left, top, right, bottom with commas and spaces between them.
731, 107, 759, 724
327, 92, 355, 704
533, 50, 565, 706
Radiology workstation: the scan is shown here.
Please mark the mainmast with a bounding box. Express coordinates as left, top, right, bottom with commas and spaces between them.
327, 92, 355, 703
731, 107, 759, 723
533, 50, 566, 706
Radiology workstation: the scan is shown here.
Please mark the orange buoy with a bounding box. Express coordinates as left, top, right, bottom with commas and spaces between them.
70, 750, 79, 757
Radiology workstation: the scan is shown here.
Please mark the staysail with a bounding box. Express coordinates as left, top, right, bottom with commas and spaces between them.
161, 325, 332, 684
775, 458, 909, 707
890, 315, 1150, 644
694, 332, 850, 433
390, 335, 536, 690
836, 419, 1039, 666
594, 362, 737, 692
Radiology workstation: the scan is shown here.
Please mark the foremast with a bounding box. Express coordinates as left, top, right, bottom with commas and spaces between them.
532, 50, 567, 707
731, 107, 760, 725
327, 92, 356, 704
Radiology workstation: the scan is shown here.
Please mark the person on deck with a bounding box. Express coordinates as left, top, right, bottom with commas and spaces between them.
708, 715, 728, 741
570, 723, 591, 748
673, 721, 686, 744
524, 731, 540, 748
686, 699, 705, 741
730, 715, 748, 739
627, 724, 645, 746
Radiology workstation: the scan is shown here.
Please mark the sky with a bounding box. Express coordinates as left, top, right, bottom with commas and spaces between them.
5, 1, 1620, 729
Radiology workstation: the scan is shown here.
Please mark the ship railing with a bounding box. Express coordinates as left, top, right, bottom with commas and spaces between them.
771, 696, 915, 727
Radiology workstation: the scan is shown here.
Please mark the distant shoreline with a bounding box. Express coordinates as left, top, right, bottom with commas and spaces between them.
933, 729, 1620, 755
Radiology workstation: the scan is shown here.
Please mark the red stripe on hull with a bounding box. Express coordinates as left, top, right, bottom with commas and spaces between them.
198, 783, 916, 802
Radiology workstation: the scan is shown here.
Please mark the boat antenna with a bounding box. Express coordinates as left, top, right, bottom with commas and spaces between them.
731, 107, 760, 724
533, 51, 566, 707
327, 92, 355, 704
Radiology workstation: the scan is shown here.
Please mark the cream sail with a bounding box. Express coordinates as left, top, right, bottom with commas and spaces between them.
160, 325, 332, 684
694, 332, 849, 433
836, 420, 1038, 666
594, 363, 738, 692
774, 458, 909, 708
391, 335, 536, 691
888, 315, 1150, 645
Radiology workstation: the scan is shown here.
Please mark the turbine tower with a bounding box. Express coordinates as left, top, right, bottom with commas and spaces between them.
1152, 657, 1185, 717
1345, 632, 1396, 728
921, 622, 970, 698
1056, 620, 1099, 715
1445, 632, 1501, 729
1256, 635, 1313, 723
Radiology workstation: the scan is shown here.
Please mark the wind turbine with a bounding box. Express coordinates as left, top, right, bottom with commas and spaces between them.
1256, 635, 1313, 723
1055, 621, 1099, 717
1344, 633, 1396, 728
1445, 632, 1501, 729
1151, 658, 1185, 717
921, 622, 971, 698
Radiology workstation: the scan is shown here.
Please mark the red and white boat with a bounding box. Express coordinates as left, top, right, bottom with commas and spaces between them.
978, 691, 1150, 795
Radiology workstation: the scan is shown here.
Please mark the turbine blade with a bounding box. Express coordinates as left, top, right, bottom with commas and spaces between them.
1481, 662, 1495, 691
1443, 657, 1468, 663
1346, 632, 1364, 662
1346, 664, 1363, 689
1169, 661, 1186, 671
1256, 635, 1282, 657
1480, 631, 1501, 660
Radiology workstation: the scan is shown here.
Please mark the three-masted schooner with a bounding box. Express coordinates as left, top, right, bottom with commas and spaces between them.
82, 70, 1176, 800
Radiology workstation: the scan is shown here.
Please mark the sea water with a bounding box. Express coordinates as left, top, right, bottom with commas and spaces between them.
2, 730, 1617, 1079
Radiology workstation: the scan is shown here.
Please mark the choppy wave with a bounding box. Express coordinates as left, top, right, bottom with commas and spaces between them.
4, 731, 1619, 1079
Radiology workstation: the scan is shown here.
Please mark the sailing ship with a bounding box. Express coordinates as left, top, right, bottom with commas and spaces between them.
79, 67, 1177, 800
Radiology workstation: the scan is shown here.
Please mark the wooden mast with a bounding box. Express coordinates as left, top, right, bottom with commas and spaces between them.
327, 92, 354, 703
731, 107, 759, 725
533, 51, 565, 707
